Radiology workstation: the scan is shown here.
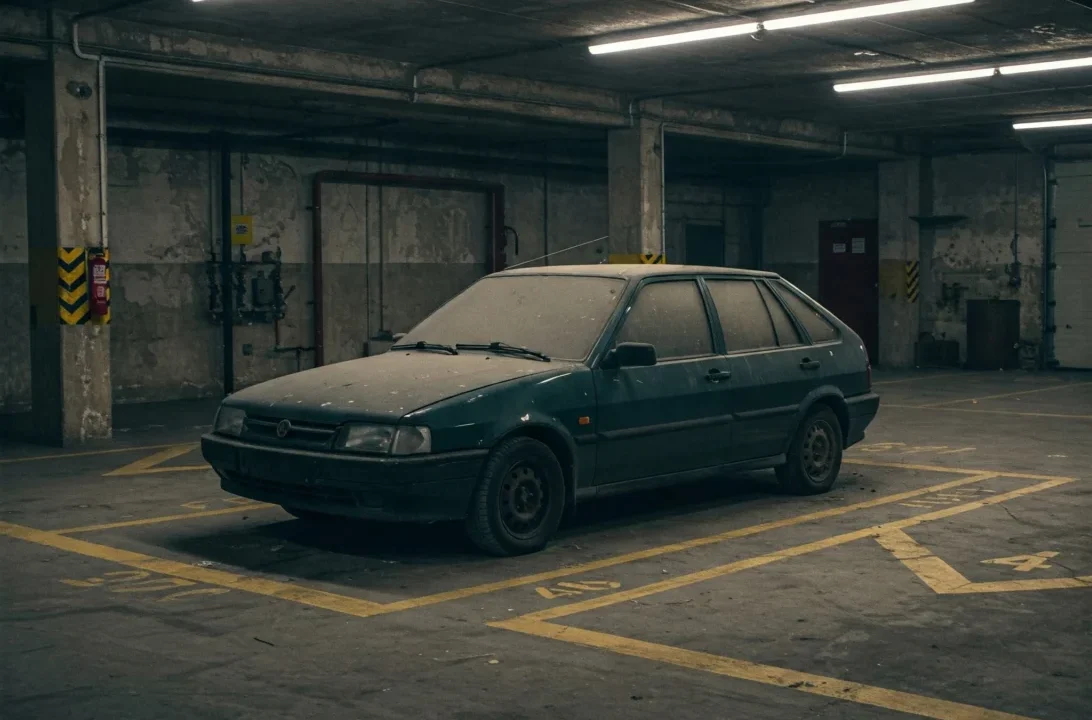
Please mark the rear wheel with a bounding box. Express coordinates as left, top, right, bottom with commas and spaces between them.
465, 437, 565, 556
776, 405, 843, 495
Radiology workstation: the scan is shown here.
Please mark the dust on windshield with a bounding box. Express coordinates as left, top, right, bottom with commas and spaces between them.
401, 274, 626, 361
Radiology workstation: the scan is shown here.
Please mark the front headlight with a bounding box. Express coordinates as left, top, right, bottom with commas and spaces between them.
336, 424, 431, 455
214, 406, 246, 437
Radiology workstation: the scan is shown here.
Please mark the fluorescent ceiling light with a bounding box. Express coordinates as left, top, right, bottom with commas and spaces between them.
1013, 117, 1092, 131
588, 0, 973, 55
589, 23, 757, 55
765, 0, 974, 30
1000, 56, 1092, 75
834, 67, 994, 92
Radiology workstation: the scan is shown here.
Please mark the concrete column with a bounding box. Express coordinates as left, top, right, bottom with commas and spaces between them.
608, 113, 664, 257
877, 159, 921, 368
24, 44, 111, 445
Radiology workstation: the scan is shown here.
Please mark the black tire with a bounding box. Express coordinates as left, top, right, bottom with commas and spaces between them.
465, 436, 566, 556
776, 405, 843, 495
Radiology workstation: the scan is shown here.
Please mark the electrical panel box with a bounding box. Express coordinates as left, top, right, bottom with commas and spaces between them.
252, 274, 275, 307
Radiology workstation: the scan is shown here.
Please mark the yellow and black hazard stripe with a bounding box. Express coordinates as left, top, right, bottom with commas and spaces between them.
608, 252, 667, 265
58, 247, 89, 324
905, 260, 920, 303
88, 248, 111, 325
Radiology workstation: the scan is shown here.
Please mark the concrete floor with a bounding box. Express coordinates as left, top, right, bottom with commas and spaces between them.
2, 370, 1090, 720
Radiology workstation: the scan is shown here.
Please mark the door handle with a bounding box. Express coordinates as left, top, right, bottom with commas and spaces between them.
800, 358, 821, 370
706, 368, 732, 383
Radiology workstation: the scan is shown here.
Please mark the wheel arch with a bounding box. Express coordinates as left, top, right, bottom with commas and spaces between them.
796, 389, 850, 448
494, 423, 577, 508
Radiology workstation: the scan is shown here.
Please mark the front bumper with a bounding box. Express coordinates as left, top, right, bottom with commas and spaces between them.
201, 434, 487, 522
845, 392, 880, 447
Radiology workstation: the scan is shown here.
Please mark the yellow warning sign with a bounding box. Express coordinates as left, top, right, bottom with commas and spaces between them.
231, 215, 254, 245
608, 253, 666, 265
58, 247, 88, 325
905, 260, 920, 302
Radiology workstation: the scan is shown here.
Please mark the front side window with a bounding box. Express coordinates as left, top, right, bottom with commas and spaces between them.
705, 280, 777, 353
774, 282, 839, 343
614, 280, 714, 360
401, 275, 626, 360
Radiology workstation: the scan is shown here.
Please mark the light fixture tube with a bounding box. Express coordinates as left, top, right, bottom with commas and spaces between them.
588, 0, 973, 55
1013, 117, 1092, 130
1000, 56, 1092, 75
834, 67, 994, 92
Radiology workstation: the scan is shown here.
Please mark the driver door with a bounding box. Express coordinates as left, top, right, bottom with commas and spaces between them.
593, 278, 734, 486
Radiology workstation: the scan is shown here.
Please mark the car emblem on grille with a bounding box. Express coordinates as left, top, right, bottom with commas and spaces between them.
276, 419, 292, 438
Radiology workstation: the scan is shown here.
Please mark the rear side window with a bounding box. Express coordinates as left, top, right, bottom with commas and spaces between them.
757, 282, 803, 347
705, 280, 777, 352
774, 282, 839, 343
615, 280, 713, 359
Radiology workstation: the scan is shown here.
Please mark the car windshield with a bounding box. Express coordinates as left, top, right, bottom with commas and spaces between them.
401, 274, 626, 361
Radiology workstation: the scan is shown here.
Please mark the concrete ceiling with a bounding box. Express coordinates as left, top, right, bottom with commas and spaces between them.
9, 0, 1092, 151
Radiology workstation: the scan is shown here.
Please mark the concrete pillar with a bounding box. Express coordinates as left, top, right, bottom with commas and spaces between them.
877, 159, 921, 368
608, 114, 664, 257
24, 44, 111, 445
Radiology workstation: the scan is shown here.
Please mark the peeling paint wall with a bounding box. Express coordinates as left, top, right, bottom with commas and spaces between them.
925, 152, 1044, 363
1, 138, 756, 413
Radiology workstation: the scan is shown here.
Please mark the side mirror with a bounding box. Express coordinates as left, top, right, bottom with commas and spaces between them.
603, 342, 657, 369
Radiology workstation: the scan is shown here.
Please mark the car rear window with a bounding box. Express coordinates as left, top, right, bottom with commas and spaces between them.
400, 274, 626, 360
614, 280, 713, 360
705, 280, 777, 352
774, 282, 839, 343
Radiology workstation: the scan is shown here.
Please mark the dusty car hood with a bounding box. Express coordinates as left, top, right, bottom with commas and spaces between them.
227, 351, 569, 421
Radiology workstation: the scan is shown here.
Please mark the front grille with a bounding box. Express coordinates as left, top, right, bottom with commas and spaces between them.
242, 415, 338, 450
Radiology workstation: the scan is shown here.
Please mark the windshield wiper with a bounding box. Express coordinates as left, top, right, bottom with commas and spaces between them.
456, 341, 550, 362
391, 341, 459, 355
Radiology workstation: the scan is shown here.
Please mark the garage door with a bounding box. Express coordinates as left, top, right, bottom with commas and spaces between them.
1053, 161, 1092, 369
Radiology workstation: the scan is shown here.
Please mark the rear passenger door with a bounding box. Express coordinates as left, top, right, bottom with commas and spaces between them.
704, 278, 806, 461
594, 279, 734, 486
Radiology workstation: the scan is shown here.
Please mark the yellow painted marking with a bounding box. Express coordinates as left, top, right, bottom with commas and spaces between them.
917, 380, 1092, 408
492, 619, 1032, 720
54, 503, 273, 535
876, 529, 1091, 594
518, 475, 1087, 622
111, 578, 196, 593
103, 444, 203, 477
856, 442, 906, 453
0, 521, 385, 615
938, 447, 976, 455
0, 443, 195, 466
871, 373, 962, 386
884, 403, 1092, 421
981, 551, 1059, 572
159, 588, 232, 602
843, 458, 1070, 481
181, 501, 210, 510
376, 472, 1003, 615
537, 580, 621, 599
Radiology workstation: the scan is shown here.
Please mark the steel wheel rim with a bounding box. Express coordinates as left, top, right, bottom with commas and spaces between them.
802, 421, 834, 482
500, 463, 550, 538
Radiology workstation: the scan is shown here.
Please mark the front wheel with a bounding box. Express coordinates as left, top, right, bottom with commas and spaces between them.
465, 437, 566, 556
776, 405, 843, 495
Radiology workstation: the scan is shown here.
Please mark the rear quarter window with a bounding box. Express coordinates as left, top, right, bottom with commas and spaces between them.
774, 282, 839, 343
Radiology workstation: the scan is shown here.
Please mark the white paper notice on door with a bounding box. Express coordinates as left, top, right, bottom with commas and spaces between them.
833, 242, 847, 254
852, 237, 866, 253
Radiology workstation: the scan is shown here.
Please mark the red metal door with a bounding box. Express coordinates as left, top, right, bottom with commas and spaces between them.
818, 219, 879, 362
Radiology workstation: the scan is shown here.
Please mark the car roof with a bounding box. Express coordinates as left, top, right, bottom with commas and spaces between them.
494, 264, 780, 280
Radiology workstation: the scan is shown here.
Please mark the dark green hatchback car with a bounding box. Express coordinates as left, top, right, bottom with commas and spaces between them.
202, 265, 879, 556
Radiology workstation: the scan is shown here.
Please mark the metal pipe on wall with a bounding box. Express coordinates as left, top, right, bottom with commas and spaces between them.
309, 171, 509, 366
220, 139, 235, 394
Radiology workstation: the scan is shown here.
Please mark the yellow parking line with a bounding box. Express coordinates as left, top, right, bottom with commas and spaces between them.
102, 444, 200, 477
55, 504, 275, 535
0, 521, 385, 615
377, 471, 1000, 614
492, 619, 1033, 720
918, 380, 1092, 408
0, 443, 189, 465
884, 404, 1092, 421
519, 475, 1076, 622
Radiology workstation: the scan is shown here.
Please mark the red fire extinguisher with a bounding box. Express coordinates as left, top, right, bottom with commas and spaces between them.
88, 249, 110, 322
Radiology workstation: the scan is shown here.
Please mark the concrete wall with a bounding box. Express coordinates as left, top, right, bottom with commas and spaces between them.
1, 138, 756, 413
924, 152, 1044, 363
763, 166, 880, 297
